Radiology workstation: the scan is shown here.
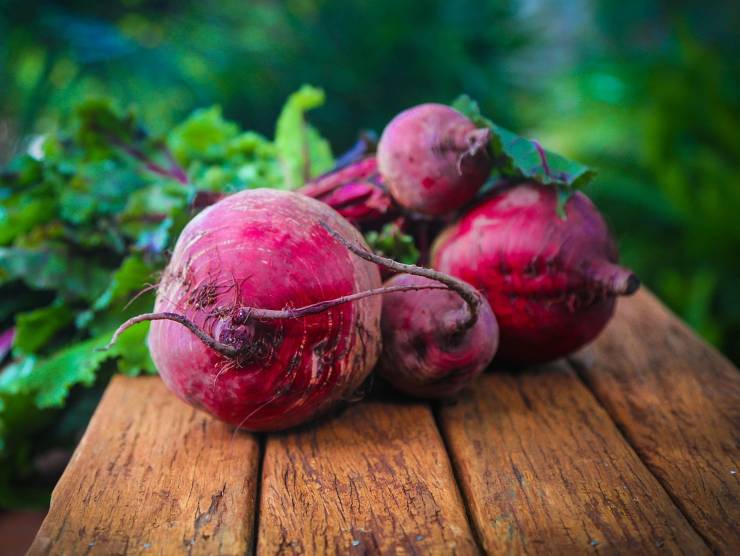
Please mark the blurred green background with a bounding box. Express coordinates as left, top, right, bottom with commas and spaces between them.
3, 0, 738, 360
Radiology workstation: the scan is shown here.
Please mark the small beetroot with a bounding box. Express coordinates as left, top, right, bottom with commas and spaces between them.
377, 274, 498, 398
432, 182, 639, 364
377, 103, 492, 216
324, 225, 498, 399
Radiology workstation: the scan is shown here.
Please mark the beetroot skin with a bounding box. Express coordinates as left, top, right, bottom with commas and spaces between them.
378, 274, 498, 398
377, 103, 492, 216
432, 182, 639, 363
148, 189, 382, 431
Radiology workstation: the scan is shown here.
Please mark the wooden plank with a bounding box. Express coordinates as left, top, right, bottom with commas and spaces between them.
257, 399, 480, 555
438, 364, 710, 555
29, 376, 260, 556
573, 290, 740, 553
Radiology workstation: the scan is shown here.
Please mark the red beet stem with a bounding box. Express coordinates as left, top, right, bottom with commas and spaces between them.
298, 157, 378, 199
320, 222, 481, 334
103, 283, 449, 356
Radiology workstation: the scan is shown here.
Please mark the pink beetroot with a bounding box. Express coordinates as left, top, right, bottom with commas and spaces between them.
324, 226, 498, 399
432, 182, 639, 364
377, 103, 492, 216
110, 189, 384, 431
377, 274, 498, 398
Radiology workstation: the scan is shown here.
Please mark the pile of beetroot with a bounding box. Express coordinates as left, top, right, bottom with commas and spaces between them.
108, 102, 638, 431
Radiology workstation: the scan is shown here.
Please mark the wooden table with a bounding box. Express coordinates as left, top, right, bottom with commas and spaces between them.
28, 290, 739, 555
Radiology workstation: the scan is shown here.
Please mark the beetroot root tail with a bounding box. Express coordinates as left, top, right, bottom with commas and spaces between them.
590, 261, 640, 295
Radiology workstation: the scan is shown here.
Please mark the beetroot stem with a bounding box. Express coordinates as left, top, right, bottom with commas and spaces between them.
103, 284, 449, 355
320, 222, 481, 333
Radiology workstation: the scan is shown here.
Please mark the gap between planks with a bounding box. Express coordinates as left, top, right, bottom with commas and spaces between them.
256, 396, 480, 554
434, 363, 710, 555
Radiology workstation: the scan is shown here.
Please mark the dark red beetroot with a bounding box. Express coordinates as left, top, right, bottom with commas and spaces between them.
377, 103, 492, 216
378, 274, 498, 398
111, 189, 385, 431
431, 182, 639, 364
324, 226, 499, 399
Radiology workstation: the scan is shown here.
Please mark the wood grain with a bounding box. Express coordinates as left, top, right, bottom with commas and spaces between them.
573, 290, 740, 553
257, 399, 479, 555
29, 376, 260, 556
438, 363, 710, 555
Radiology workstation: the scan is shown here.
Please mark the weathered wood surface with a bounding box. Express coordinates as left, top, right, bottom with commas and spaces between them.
28, 291, 740, 555
28, 376, 261, 556
437, 363, 711, 555
573, 290, 740, 553
258, 399, 479, 555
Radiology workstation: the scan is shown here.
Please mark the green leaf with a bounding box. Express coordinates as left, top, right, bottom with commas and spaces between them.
227, 131, 275, 159
0, 246, 111, 302
58, 160, 147, 225
113, 321, 156, 376
167, 109, 287, 192
364, 223, 420, 265
0, 323, 154, 414
74, 98, 140, 157
274, 85, 333, 189
13, 301, 74, 355
92, 255, 156, 312
0, 196, 56, 245
451, 95, 595, 190
168, 106, 239, 165
0, 335, 112, 408
0, 155, 43, 192
122, 181, 189, 219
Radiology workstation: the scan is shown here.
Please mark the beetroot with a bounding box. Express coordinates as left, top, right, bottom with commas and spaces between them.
324, 226, 499, 399
431, 182, 639, 364
377, 103, 492, 216
110, 189, 385, 431
377, 274, 498, 398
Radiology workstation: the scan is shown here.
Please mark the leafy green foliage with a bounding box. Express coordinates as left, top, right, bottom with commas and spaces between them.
274, 85, 334, 189
0, 87, 334, 506
365, 223, 420, 265
0, 246, 112, 301
13, 302, 74, 355
169, 106, 241, 165
1, 334, 113, 410
169, 108, 280, 192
